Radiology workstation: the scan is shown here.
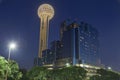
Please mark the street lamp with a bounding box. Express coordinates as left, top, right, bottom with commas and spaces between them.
8, 42, 16, 60
5, 42, 16, 80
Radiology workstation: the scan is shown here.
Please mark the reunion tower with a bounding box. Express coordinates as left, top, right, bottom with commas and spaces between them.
38, 4, 54, 58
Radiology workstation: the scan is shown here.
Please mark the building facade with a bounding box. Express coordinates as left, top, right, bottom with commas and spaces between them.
60, 20, 100, 66
35, 20, 100, 69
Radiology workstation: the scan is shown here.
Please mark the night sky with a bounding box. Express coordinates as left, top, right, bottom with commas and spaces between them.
0, 0, 120, 71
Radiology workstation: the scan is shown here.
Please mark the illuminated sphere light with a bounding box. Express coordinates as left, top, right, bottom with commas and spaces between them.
38, 4, 54, 20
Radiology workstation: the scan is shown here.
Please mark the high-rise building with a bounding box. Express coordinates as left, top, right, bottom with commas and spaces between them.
50, 41, 63, 60
60, 20, 99, 66
37, 4, 54, 58
37, 41, 63, 66
42, 49, 55, 65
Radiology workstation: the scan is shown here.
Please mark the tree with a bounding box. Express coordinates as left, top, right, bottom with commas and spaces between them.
0, 56, 22, 80
20, 68, 29, 80
48, 68, 63, 80
27, 66, 87, 80
90, 68, 120, 80
27, 66, 49, 80
0, 56, 9, 79
89, 75, 101, 80
48, 66, 87, 80
8, 60, 22, 80
61, 66, 87, 80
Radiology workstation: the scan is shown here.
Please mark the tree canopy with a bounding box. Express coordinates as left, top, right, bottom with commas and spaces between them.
0, 56, 22, 80
27, 66, 87, 80
0, 56, 9, 79
90, 68, 120, 80
27, 66, 49, 80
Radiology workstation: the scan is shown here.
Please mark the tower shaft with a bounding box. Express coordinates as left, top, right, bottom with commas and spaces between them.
38, 16, 49, 58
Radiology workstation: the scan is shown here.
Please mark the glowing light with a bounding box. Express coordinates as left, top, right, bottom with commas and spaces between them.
65, 63, 70, 67
9, 42, 16, 49
85, 65, 90, 68
80, 64, 84, 67
108, 66, 112, 70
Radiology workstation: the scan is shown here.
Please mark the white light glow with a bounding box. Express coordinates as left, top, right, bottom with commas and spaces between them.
9, 42, 16, 49
66, 63, 70, 67
80, 64, 84, 67
108, 67, 112, 70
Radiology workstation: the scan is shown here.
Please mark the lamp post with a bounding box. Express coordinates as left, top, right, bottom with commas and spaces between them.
8, 43, 16, 60
5, 42, 16, 80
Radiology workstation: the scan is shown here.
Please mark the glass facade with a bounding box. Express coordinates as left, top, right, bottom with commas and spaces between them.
50, 41, 63, 60
42, 49, 55, 64
60, 21, 99, 66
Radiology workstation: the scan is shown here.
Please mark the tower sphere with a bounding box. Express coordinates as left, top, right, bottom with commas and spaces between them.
38, 4, 54, 20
